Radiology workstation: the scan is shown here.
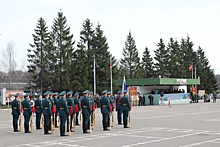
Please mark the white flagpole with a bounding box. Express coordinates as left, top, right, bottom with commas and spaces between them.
110, 56, 113, 95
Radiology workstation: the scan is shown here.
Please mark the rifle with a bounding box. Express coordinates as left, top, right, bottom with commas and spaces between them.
128, 112, 131, 128
53, 114, 55, 131
74, 114, 76, 132
89, 114, 92, 133
42, 114, 44, 130
30, 115, 33, 133
68, 116, 71, 136
112, 112, 114, 127
57, 116, 60, 128
79, 111, 82, 126
109, 113, 112, 131
51, 116, 54, 134
19, 113, 22, 132
93, 111, 96, 127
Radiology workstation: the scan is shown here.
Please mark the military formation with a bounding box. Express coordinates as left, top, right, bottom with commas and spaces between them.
11, 89, 131, 136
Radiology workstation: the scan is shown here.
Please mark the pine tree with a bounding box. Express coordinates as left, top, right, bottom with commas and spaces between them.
27, 17, 50, 92
120, 31, 140, 78
51, 10, 75, 91
167, 38, 184, 78
154, 38, 169, 78
141, 47, 155, 78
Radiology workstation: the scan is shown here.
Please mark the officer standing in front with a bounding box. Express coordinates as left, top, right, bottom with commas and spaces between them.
34, 92, 43, 130
116, 90, 123, 125
100, 90, 110, 131
42, 91, 52, 134
57, 91, 69, 136
120, 90, 131, 128
22, 93, 32, 133
81, 90, 91, 133
11, 93, 20, 132
74, 92, 81, 125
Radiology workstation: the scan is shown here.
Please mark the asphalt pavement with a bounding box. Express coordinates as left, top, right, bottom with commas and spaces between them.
1, 100, 220, 147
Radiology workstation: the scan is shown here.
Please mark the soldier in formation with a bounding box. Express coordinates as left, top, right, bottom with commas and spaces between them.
11, 93, 21, 132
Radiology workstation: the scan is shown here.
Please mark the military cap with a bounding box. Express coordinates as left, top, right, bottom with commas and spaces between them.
117, 90, 122, 94
43, 91, 49, 95
24, 93, 30, 97
49, 91, 53, 95
53, 92, 59, 95
102, 90, 108, 94
14, 93, 19, 97
83, 90, 90, 94
74, 92, 79, 96
123, 90, 128, 93
67, 91, 73, 95
107, 92, 111, 95
36, 92, 42, 97
59, 91, 66, 96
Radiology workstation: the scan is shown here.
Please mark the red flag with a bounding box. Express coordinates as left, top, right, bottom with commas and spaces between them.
52, 105, 56, 114
31, 106, 36, 113
20, 106, 23, 112
75, 105, 79, 113
189, 64, 193, 71
69, 106, 73, 115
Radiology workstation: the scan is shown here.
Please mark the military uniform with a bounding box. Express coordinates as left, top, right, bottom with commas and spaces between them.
22, 93, 32, 133
48, 92, 54, 130
58, 91, 69, 136
100, 90, 110, 131
34, 92, 43, 129
53, 92, 59, 128
11, 93, 20, 132
81, 90, 91, 133
74, 92, 81, 125
120, 90, 131, 128
66, 91, 75, 132
88, 92, 94, 128
42, 91, 52, 134
107, 92, 114, 128
116, 90, 123, 125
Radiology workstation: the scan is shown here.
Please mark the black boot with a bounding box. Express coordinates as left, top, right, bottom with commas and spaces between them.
44, 125, 47, 134
26, 124, 31, 133
83, 124, 89, 133
104, 122, 110, 131
60, 126, 62, 136
118, 117, 122, 125
14, 123, 19, 132
61, 126, 67, 136
13, 123, 17, 132
76, 118, 79, 125
124, 120, 129, 128
24, 124, 26, 133
45, 125, 51, 134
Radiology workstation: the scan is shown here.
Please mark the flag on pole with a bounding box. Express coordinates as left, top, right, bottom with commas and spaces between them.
122, 76, 126, 93
189, 64, 193, 71
110, 57, 112, 69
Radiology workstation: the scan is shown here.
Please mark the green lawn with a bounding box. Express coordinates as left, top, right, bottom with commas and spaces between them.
0, 105, 11, 109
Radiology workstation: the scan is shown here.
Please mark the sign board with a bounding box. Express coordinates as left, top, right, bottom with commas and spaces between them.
176, 79, 187, 85
0, 88, 6, 106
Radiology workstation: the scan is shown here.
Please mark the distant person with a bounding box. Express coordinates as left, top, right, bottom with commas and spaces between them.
148, 94, 154, 105
213, 92, 217, 103
11, 93, 20, 132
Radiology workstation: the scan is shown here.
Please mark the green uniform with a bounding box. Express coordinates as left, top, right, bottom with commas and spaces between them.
42, 98, 52, 134
116, 95, 123, 125
100, 96, 110, 130
74, 96, 81, 125
22, 98, 32, 133
120, 95, 131, 128
11, 98, 20, 132
81, 96, 90, 133
34, 98, 43, 129
66, 96, 75, 132
58, 97, 69, 136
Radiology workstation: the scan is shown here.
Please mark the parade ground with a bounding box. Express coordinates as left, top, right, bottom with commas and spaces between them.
1, 100, 220, 147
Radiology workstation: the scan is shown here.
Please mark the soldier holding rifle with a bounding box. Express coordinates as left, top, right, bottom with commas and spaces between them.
22, 93, 32, 133
11, 93, 20, 132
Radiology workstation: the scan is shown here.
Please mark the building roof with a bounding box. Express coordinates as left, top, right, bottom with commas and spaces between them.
114, 78, 200, 86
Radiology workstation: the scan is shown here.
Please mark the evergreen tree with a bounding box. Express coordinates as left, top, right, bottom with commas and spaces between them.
167, 38, 184, 78
27, 17, 50, 92
120, 31, 140, 78
141, 47, 155, 78
154, 38, 169, 78
180, 36, 196, 78
51, 10, 75, 91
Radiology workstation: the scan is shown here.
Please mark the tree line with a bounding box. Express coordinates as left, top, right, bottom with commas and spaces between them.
26, 10, 217, 94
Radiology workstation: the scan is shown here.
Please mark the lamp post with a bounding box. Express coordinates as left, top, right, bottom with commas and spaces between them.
93, 45, 105, 95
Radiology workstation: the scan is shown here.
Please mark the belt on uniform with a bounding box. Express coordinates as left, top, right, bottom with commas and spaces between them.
83, 106, 87, 108
37, 106, 40, 108
102, 105, 107, 107
68, 106, 71, 108
23, 108, 28, 110
60, 108, 64, 110
123, 104, 127, 106
44, 107, 48, 109
13, 107, 17, 109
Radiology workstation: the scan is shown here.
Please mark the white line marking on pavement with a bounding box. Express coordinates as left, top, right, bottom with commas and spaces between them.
121, 131, 209, 147
179, 138, 220, 147
207, 119, 220, 121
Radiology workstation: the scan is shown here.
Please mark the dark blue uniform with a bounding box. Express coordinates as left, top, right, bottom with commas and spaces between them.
116, 95, 123, 124
42, 97, 52, 134
81, 95, 90, 133
66, 96, 75, 132
34, 97, 43, 129
22, 97, 32, 133
58, 96, 69, 136
48, 96, 54, 130
120, 94, 131, 128
74, 95, 81, 125
53, 96, 59, 127
100, 95, 110, 131
11, 97, 20, 132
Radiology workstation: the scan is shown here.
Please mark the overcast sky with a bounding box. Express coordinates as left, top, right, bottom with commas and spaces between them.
0, 0, 220, 74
